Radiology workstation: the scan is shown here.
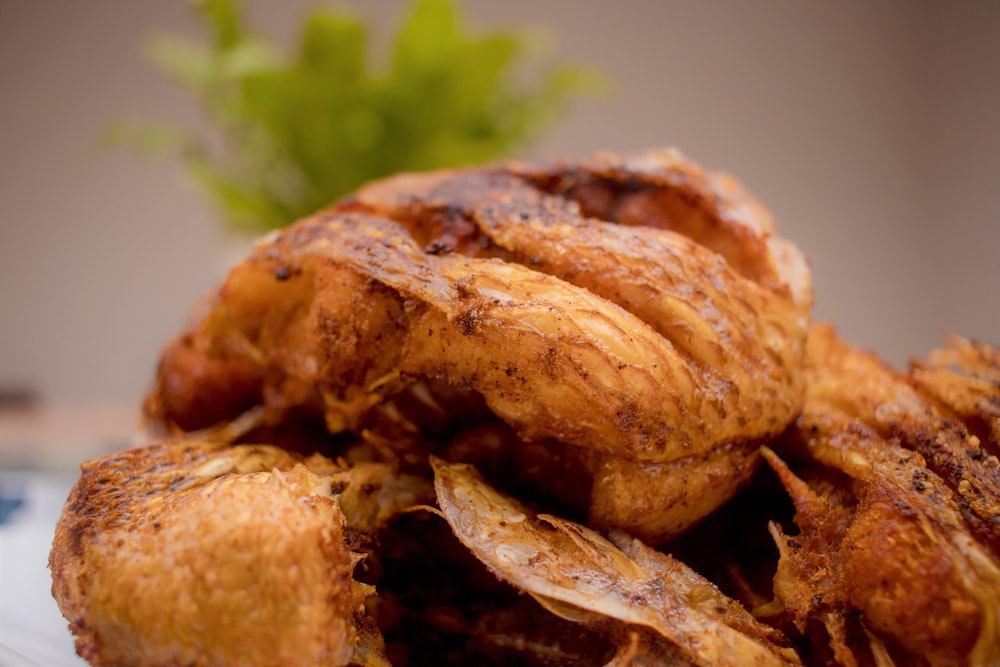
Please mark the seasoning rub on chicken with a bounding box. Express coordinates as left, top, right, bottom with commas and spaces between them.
144, 148, 813, 544
50, 147, 999, 667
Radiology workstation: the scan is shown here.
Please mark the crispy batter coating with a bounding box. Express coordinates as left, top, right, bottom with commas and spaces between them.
800, 326, 1000, 553
763, 325, 1000, 667
49, 146, 1000, 667
911, 334, 1000, 451
144, 148, 812, 542
50, 439, 429, 667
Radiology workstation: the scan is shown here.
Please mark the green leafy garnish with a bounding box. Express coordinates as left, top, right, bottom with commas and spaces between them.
108, 0, 603, 232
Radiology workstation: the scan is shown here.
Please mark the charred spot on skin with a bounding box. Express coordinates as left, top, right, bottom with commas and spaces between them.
622, 176, 646, 195
615, 406, 638, 431
65, 522, 88, 558
167, 476, 188, 492
890, 497, 920, 518
457, 310, 479, 336
424, 241, 453, 256
542, 347, 560, 380
274, 265, 300, 281
437, 204, 467, 223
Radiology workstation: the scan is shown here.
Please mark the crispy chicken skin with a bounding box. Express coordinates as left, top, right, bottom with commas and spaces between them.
911, 334, 1000, 453
762, 325, 1000, 667
50, 440, 428, 667
144, 148, 812, 542
432, 457, 803, 667
50, 146, 1000, 667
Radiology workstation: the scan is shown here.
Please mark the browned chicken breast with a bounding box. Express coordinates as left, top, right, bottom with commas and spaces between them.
144, 148, 812, 543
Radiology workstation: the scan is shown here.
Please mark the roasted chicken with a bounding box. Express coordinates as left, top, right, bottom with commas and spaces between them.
144, 148, 812, 543
49, 147, 1000, 667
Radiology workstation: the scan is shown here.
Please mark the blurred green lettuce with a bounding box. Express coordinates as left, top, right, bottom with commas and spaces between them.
107, 0, 604, 233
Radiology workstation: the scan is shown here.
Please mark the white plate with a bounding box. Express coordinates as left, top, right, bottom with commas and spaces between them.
0, 471, 88, 667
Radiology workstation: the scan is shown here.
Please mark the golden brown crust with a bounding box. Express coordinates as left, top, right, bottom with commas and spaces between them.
144, 148, 812, 542
910, 334, 1000, 452
49, 440, 429, 667
49, 147, 1000, 666
505, 148, 805, 297
803, 325, 1000, 552
764, 325, 1000, 666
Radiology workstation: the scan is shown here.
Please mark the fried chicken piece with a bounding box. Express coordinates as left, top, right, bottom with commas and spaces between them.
50, 439, 430, 667
145, 148, 812, 542
341, 151, 810, 539
763, 326, 1000, 666
431, 457, 803, 667
911, 334, 1000, 452
797, 326, 1000, 553
755, 449, 858, 666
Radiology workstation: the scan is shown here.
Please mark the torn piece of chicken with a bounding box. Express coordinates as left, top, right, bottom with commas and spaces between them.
50, 439, 430, 667
910, 334, 1000, 451
145, 148, 812, 543
763, 325, 1000, 667
431, 457, 803, 667
796, 325, 1000, 553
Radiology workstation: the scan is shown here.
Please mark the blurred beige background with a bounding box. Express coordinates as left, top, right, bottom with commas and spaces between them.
1, 0, 998, 417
